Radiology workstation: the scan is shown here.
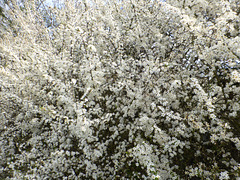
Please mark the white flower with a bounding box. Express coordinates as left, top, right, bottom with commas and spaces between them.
71, 78, 77, 84
87, 45, 97, 53
219, 171, 230, 180
231, 70, 240, 82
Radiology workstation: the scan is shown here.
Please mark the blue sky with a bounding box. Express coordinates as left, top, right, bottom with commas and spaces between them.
44, 0, 65, 7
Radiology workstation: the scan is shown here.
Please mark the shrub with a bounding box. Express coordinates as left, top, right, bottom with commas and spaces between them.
0, 0, 240, 179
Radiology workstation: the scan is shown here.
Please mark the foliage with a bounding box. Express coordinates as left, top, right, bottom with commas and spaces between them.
0, 0, 240, 179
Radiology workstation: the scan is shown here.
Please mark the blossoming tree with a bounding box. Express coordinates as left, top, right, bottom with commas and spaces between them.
0, 0, 240, 179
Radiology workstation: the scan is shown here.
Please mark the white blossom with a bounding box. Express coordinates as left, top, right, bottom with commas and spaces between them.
0, 0, 239, 179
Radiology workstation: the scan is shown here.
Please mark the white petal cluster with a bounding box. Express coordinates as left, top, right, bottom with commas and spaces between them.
0, 0, 240, 179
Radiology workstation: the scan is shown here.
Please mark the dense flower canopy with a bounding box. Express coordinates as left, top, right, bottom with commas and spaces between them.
0, 0, 240, 179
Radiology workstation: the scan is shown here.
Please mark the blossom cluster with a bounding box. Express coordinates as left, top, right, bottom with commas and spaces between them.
0, 0, 240, 179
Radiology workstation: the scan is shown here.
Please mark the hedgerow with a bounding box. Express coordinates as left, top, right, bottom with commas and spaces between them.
0, 0, 240, 179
